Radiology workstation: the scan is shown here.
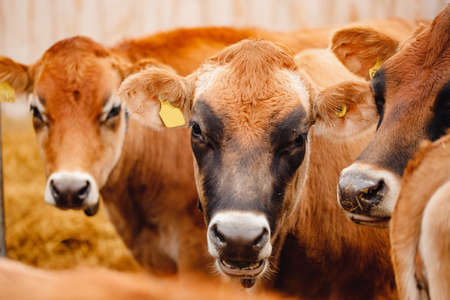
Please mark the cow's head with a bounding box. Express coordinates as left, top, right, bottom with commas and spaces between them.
0, 36, 159, 215
120, 40, 377, 286
333, 5, 450, 226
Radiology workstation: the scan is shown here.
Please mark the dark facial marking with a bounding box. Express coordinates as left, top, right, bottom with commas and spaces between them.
191, 101, 224, 147
370, 69, 386, 129
73, 90, 80, 101
269, 108, 309, 224
190, 101, 225, 168
190, 101, 225, 222
427, 81, 450, 141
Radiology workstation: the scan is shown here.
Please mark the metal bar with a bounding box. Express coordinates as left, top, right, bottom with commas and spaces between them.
0, 104, 6, 257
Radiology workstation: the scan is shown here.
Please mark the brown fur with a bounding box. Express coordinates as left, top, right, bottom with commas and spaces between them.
275, 49, 392, 299
0, 26, 337, 276
0, 258, 291, 300
331, 18, 428, 80
391, 134, 450, 300
120, 37, 412, 298
332, 6, 449, 216
0, 56, 30, 91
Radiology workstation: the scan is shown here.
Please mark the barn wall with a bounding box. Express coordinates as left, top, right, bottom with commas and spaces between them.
0, 0, 447, 64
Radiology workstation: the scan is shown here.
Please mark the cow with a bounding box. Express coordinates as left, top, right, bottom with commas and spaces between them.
119, 35, 421, 297
332, 5, 449, 227
390, 133, 450, 300
0, 26, 341, 276
0, 258, 289, 300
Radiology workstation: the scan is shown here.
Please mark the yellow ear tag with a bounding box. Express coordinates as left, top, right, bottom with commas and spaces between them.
0, 82, 16, 102
369, 59, 383, 79
159, 100, 186, 128
336, 103, 347, 118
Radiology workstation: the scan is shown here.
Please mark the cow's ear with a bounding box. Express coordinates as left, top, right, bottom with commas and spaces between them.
0, 56, 32, 93
119, 67, 194, 129
313, 80, 378, 138
331, 27, 398, 80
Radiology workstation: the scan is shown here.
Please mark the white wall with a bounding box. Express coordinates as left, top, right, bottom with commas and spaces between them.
0, 0, 447, 64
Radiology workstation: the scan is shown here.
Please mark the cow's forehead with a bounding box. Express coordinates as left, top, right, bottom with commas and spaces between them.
34, 53, 120, 116
192, 64, 311, 143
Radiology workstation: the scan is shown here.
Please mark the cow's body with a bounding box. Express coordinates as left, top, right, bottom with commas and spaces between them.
101, 123, 203, 274
330, 6, 449, 299
0, 258, 287, 300
391, 134, 450, 300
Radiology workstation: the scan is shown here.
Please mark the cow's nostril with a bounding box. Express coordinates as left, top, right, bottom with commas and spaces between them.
212, 224, 226, 244
77, 181, 90, 200
252, 227, 268, 248
338, 174, 386, 215
360, 180, 385, 204
50, 179, 60, 199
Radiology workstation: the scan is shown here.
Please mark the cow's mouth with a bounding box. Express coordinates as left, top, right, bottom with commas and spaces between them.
347, 213, 390, 228
218, 259, 265, 288
84, 201, 99, 216
54, 202, 99, 217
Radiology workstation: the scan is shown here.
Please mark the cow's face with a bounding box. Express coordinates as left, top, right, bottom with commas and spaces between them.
120, 41, 377, 287
332, 6, 450, 226
0, 37, 133, 215
188, 51, 312, 286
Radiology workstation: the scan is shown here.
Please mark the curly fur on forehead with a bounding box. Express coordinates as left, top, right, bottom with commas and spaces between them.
203, 39, 300, 106
35, 36, 115, 92
43, 36, 110, 60
210, 39, 297, 71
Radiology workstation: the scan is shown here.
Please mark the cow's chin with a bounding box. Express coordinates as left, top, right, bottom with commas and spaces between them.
346, 213, 390, 228
216, 258, 267, 288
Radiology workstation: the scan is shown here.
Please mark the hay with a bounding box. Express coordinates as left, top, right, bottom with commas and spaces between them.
2, 115, 140, 271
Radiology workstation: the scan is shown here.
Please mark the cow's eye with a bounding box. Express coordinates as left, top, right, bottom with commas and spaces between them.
106, 105, 121, 120
293, 133, 306, 148
30, 105, 44, 122
190, 121, 203, 141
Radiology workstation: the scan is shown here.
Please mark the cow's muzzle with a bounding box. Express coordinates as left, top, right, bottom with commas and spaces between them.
337, 163, 400, 227
207, 211, 271, 288
45, 171, 100, 216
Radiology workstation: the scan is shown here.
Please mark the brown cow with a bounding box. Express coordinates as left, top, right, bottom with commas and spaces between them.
119, 37, 407, 298
391, 133, 450, 300
0, 26, 339, 276
333, 5, 449, 227
0, 258, 290, 300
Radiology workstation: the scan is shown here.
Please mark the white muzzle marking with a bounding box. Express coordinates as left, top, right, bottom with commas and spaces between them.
45, 171, 99, 208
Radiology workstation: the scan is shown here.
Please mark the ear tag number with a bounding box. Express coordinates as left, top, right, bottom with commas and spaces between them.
336, 103, 347, 118
0, 82, 16, 102
369, 59, 383, 79
159, 98, 186, 128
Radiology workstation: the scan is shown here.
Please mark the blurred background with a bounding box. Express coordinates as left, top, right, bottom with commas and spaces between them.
0, 0, 447, 272
1, 0, 447, 64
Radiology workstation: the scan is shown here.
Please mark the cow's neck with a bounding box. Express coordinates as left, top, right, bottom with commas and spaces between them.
273, 127, 395, 299
100, 119, 202, 273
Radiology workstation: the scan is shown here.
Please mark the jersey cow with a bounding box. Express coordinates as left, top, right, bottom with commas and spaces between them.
391, 134, 450, 300
0, 26, 338, 275
120, 29, 418, 297
333, 5, 449, 227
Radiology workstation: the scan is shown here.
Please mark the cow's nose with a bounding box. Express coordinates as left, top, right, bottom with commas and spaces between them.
211, 223, 269, 253
50, 178, 90, 208
209, 213, 270, 263
338, 172, 386, 215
